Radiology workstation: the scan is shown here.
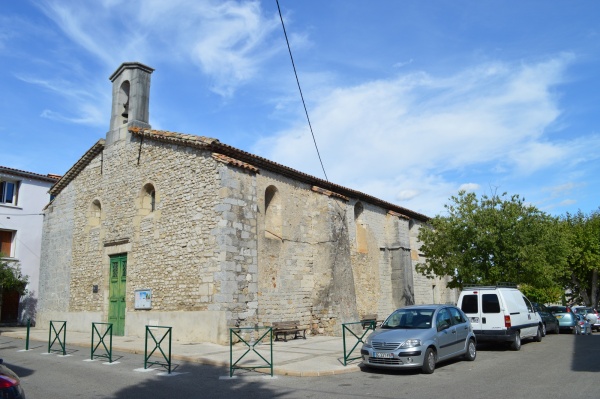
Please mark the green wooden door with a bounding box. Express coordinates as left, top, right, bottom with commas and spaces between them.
108, 254, 127, 336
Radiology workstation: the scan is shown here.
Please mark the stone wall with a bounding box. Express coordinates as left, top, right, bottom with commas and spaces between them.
39, 129, 456, 343
38, 179, 76, 322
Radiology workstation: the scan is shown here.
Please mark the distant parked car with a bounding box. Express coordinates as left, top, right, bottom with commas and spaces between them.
572, 306, 600, 332
0, 359, 26, 399
547, 306, 577, 334
361, 304, 477, 374
574, 313, 593, 335
533, 303, 559, 335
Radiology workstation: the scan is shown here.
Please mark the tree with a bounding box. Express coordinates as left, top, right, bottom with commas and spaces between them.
0, 257, 28, 294
416, 191, 569, 298
562, 210, 600, 308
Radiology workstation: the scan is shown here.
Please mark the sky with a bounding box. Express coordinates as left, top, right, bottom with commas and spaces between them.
1, 0, 599, 218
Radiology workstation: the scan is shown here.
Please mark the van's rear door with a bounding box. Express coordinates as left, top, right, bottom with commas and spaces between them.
459, 291, 482, 332
460, 290, 505, 334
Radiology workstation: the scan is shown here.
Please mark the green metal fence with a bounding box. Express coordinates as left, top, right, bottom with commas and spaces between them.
91, 322, 113, 362
144, 325, 172, 374
342, 321, 375, 366
48, 320, 67, 355
229, 327, 273, 377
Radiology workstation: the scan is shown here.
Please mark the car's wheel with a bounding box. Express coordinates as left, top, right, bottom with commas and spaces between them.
464, 339, 476, 361
421, 347, 436, 374
541, 323, 547, 337
553, 322, 560, 334
534, 326, 543, 342
510, 331, 521, 351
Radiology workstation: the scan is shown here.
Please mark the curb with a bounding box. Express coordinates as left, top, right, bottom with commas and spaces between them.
1, 332, 362, 377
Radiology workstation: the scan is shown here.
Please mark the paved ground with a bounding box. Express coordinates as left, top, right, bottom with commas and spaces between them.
0, 325, 362, 377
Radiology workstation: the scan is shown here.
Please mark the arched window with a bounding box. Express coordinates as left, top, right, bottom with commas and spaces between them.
139, 183, 156, 217
265, 185, 282, 239
119, 80, 130, 124
89, 200, 102, 227
354, 202, 368, 253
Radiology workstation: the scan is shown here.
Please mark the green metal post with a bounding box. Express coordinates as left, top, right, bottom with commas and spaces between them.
229, 326, 273, 377
229, 329, 233, 377
25, 318, 30, 351
270, 327, 273, 377
90, 324, 93, 360
91, 322, 113, 362
144, 325, 172, 374
342, 325, 347, 366
342, 321, 374, 366
144, 326, 148, 370
48, 320, 67, 355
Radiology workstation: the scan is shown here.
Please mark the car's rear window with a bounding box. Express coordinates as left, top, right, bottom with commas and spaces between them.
461, 295, 478, 314
482, 294, 501, 313
548, 306, 567, 313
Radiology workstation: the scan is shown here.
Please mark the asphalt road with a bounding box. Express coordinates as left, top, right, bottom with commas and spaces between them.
1, 332, 598, 398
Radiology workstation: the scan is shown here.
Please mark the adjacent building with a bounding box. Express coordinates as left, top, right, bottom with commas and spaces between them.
0, 166, 59, 323
37, 62, 456, 344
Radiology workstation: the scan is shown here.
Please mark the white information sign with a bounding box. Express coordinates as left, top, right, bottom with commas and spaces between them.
134, 289, 152, 309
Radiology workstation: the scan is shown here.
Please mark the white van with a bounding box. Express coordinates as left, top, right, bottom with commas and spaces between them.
457, 285, 543, 350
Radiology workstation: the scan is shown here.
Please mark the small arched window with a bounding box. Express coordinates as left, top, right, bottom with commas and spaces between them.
265, 185, 282, 239
119, 80, 130, 124
354, 202, 368, 253
89, 200, 102, 227
139, 183, 156, 217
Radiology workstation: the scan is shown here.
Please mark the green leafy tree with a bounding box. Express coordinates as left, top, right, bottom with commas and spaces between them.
416, 191, 569, 294
0, 255, 28, 294
562, 210, 600, 308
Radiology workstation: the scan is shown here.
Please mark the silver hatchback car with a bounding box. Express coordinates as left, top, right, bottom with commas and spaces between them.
361, 304, 477, 374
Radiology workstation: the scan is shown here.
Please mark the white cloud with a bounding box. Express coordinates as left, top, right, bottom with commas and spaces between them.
253, 54, 595, 216
35, 0, 280, 97
459, 183, 480, 192
16, 75, 107, 126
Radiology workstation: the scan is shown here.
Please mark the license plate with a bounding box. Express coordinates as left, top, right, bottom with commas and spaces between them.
555, 315, 563, 319
374, 352, 394, 359
470, 317, 479, 323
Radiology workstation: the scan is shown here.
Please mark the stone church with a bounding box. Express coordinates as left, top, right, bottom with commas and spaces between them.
38, 62, 456, 344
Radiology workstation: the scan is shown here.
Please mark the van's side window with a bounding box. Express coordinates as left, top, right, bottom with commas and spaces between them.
461, 295, 478, 313
482, 294, 501, 313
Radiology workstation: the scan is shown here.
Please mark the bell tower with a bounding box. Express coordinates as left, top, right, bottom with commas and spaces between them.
106, 62, 154, 145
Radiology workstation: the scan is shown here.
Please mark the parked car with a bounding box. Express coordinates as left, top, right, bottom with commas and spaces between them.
457, 285, 543, 350
547, 306, 577, 334
572, 306, 600, 332
574, 313, 593, 335
0, 359, 26, 399
361, 304, 476, 374
532, 303, 560, 335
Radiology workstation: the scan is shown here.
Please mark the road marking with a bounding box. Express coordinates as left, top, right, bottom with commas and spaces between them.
219, 375, 278, 380
134, 368, 156, 373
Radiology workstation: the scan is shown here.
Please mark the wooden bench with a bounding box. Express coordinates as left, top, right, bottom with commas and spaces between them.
272, 321, 306, 342
360, 314, 379, 329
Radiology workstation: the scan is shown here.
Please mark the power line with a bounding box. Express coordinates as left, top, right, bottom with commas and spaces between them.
276, 0, 329, 182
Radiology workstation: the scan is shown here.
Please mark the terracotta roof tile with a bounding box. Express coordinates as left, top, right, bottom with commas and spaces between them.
130, 128, 429, 221
0, 166, 61, 183
212, 153, 259, 173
